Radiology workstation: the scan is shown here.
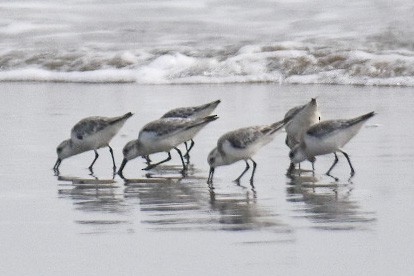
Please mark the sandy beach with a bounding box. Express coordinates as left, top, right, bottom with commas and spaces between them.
0, 82, 413, 275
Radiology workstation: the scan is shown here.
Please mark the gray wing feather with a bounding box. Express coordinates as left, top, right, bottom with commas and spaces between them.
218, 127, 263, 154
306, 120, 348, 138
284, 104, 306, 120
71, 117, 109, 140
161, 107, 197, 119
140, 118, 191, 137
307, 112, 375, 138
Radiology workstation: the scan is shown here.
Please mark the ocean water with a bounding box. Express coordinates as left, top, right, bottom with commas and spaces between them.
0, 0, 413, 85
1, 83, 414, 275
2, 2, 414, 275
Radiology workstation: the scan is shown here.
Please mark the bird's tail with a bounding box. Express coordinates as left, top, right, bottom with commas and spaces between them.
195, 100, 221, 112
184, 115, 219, 130
261, 118, 286, 135
109, 112, 134, 125
269, 119, 286, 134
348, 111, 376, 126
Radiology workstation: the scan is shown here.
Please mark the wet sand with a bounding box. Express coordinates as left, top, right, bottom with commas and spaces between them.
1, 83, 413, 275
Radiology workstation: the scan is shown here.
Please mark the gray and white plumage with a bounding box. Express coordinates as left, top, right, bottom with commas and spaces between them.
160, 99, 221, 159
207, 119, 286, 184
53, 112, 133, 171
161, 100, 221, 119
118, 115, 218, 178
289, 111, 375, 176
284, 98, 321, 149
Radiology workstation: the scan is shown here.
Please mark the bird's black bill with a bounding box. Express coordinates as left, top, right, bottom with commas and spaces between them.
207, 167, 215, 184
53, 159, 61, 171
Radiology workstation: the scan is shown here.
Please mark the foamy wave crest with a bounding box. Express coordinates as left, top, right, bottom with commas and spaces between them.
1, 42, 414, 85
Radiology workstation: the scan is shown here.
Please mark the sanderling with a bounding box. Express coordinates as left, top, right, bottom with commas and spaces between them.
207, 118, 287, 186
161, 99, 221, 158
53, 112, 133, 172
289, 111, 375, 177
118, 115, 218, 178
284, 98, 321, 149
284, 98, 321, 172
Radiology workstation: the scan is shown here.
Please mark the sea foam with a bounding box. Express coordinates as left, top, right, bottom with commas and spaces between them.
0, 42, 413, 86
0, 0, 412, 86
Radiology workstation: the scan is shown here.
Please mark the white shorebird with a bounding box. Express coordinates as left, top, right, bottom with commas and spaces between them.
207, 118, 287, 186
289, 111, 375, 177
118, 115, 218, 178
284, 98, 321, 149
53, 112, 133, 172
161, 99, 221, 157
284, 98, 321, 172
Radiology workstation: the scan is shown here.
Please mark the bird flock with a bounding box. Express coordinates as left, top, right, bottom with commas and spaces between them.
53, 98, 375, 185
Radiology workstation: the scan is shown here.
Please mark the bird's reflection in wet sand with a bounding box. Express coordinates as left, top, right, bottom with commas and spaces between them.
124, 165, 292, 235
57, 174, 134, 234
208, 187, 290, 233
286, 170, 376, 231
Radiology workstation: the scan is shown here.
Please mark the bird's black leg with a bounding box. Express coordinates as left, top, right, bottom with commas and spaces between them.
184, 141, 189, 154
339, 150, 355, 177
142, 155, 152, 164
234, 160, 250, 184
184, 139, 195, 164
108, 145, 116, 171
89, 150, 99, 170
249, 158, 257, 187
207, 167, 215, 185
184, 141, 190, 163
326, 152, 339, 180
185, 139, 195, 156
143, 152, 172, 170
174, 147, 187, 171
117, 158, 128, 179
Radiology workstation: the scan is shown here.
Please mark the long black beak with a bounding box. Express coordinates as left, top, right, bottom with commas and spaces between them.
117, 158, 128, 179
53, 158, 61, 171
207, 167, 215, 184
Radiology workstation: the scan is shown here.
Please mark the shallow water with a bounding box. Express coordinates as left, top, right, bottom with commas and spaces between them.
0, 83, 413, 275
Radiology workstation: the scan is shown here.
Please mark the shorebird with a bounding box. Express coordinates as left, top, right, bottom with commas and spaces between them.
161, 99, 221, 158
207, 118, 287, 186
284, 98, 321, 149
284, 98, 321, 172
289, 111, 375, 177
53, 112, 133, 172
118, 115, 218, 178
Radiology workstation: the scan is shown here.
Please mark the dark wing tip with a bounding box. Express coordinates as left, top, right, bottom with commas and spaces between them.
361, 111, 376, 120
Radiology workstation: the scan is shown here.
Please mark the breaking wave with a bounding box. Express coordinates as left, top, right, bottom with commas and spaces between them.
1, 42, 414, 86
